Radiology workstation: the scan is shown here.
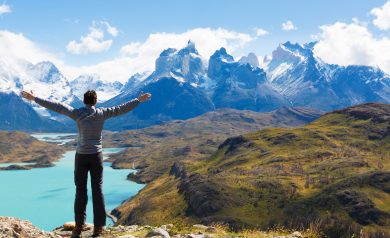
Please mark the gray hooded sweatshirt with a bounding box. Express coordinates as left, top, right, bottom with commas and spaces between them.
34, 97, 140, 154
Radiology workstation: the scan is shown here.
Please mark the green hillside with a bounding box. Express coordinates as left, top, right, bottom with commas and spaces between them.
103, 107, 322, 183
113, 103, 390, 238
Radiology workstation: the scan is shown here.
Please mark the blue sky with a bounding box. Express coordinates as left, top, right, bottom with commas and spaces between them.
1, 0, 390, 82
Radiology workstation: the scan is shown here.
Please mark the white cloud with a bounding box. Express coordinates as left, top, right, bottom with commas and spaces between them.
102, 21, 118, 37
371, 1, 390, 30
0, 27, 254, 84
0, 3, 11, 15
0, 30, 61, 65
66, 21, 118, 54
0, 30, 69, 92
313, 21, 390, 73
282, 20, 297, 31
254, 27, 269, 36
120, 27, 253, 60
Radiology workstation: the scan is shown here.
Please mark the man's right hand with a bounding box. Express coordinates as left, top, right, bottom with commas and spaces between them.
20, 90, 36, 101
138, 92, 151, 102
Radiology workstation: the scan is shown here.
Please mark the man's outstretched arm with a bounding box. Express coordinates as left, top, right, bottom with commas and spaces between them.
20, 90, 78, 120
101, 92, 151, 119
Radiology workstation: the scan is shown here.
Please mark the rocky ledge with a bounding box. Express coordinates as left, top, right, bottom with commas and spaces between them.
0, 217, 59, 238
0, 216, 304, 238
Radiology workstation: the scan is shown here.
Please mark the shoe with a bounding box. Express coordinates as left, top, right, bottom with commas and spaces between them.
71, 224, 84, 238
91, 226, 104, 237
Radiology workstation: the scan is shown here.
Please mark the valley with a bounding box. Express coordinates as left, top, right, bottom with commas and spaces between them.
1, 88, 388, 237
0, 100, 388, 237
111, 103, 390, 238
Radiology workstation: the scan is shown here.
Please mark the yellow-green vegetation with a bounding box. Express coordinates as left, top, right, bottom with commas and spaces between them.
114, 103, 390, 238
112, 229, 305, 238
103, 223, 317, 238
0, 131, 65, 168
115, 174, 192, 225
103, 107, 321, 183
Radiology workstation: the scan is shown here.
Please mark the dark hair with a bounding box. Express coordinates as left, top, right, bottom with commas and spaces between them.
84, 90, 97, 105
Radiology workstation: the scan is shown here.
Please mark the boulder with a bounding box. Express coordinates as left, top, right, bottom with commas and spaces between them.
60, 221, 93, 231
192, 224, 217, 233
192, 224, 208, 230
186, 234, 209, 238
274, 231, 303, 238
290, 231, 303, 238
160, 224, 174, 231
169, 162, 187, 179
146, 227, 171, 238
62, 221, 75, 231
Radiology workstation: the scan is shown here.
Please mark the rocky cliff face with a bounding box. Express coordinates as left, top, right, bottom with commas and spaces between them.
154, 40, 206, 85
208, 48, 288, 111
265, 42, 390, 110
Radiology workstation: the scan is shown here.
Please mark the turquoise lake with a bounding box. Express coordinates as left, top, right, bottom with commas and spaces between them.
0, 133, 144, 231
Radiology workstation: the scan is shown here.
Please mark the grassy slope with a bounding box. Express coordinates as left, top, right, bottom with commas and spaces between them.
114, 103, 390, 237
103, 107, 322, 183
0, 131, 65, 166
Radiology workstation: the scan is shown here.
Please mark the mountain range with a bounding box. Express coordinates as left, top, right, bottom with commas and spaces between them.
0, 40, 389, 131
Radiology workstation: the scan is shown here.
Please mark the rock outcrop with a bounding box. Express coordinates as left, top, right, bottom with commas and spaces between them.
178, 174, 222, 217
0, 216, 60, 238
0, 216, 304, 238
169, 162, 187, 179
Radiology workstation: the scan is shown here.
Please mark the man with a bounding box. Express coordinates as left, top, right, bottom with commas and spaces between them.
20, 89, 151, 238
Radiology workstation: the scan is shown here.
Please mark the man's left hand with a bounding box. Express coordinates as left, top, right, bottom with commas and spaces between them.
20, 90, 36, 101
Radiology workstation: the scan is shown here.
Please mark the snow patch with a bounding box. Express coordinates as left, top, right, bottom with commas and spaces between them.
268, 63, 292, 82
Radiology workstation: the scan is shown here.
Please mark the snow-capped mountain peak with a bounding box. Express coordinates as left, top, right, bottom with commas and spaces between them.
1, 39, 390, 132
0, 58, 124, 119
238, 52, 259, 68
121, 72, 150, 94
70, 74, 123, 102
178, 40, 198, 56
211, 47, 234, 62
207, 47, 235, 79
26, 61, 63, 84
152, 40, 206, 84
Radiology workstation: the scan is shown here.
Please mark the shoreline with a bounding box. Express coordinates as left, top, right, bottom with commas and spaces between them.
0, 132, 147, 229
106, 208, 119, 226
106, 210, 118, 223
0, 132, 132, 171
0, 162, 56, 170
